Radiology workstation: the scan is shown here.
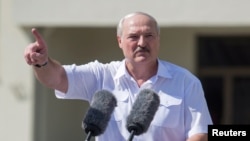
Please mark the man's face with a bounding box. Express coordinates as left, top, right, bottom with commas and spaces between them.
117, 14, 160, 65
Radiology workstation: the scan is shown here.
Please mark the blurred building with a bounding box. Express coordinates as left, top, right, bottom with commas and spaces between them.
1, 0, 250, 141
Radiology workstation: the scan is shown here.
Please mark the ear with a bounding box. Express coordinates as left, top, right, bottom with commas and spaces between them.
117, 36, 122, 49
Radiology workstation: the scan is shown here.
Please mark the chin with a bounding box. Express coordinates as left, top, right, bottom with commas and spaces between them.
134, 57, 149, 63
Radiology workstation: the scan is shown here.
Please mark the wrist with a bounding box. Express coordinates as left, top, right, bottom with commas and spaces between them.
34, 61, 48, 68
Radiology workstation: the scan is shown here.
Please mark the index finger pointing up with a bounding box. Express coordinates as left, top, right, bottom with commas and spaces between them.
31, 28, 44, 45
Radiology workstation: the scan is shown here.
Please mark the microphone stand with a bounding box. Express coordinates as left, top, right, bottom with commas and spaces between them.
85, 131, 92, 141
127, 130, 135, 141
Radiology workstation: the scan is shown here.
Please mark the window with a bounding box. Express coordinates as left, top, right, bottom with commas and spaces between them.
198, 35, 250, 124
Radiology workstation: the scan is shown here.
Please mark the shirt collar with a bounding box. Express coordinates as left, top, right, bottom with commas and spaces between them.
157, 59, 172, 79
114, 59, 172, 80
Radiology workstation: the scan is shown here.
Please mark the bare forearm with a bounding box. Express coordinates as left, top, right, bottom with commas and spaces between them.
24, 28, 68, 93
33, 58, 68, 93
186, 133, 208, 141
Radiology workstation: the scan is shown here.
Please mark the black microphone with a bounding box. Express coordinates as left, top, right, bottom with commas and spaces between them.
126, 89, 160, 141
82, 90, 117, 141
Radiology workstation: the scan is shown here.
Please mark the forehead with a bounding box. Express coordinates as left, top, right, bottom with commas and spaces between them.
122, 14, 157, 34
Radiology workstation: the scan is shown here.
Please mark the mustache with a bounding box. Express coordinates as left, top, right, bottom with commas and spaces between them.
135, 46, 150, 53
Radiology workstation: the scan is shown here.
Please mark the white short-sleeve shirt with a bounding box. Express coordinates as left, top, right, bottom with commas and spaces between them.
55, 59, 213, 141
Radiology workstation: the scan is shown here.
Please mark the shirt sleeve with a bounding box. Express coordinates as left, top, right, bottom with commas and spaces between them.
55, 61, 103, 101
184, 78, 213, 138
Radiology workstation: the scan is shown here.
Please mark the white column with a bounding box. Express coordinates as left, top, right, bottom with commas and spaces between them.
0, 0, 34, 141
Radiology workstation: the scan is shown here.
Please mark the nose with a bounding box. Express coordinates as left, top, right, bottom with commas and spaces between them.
138, 36, 146, 47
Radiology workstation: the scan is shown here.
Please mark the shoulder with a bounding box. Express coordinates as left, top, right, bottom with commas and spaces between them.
63, 60, 123, 69
95, 60, 123, 71
159, 59, 200, 82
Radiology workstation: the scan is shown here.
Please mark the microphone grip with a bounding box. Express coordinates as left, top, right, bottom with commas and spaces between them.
127, 130, 135, 141
85, 131, 92, 141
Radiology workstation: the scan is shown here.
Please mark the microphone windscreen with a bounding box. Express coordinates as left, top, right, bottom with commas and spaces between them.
82, 90, 117, 136
126, 89, 160, 135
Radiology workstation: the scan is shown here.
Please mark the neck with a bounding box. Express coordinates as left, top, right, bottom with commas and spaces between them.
125, 60, 158, 87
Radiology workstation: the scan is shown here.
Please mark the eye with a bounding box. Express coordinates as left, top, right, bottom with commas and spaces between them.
128, 35, 139, 40
145, 34, 153, 38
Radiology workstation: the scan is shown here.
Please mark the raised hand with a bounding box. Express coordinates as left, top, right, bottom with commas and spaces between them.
24, 28, 48, 66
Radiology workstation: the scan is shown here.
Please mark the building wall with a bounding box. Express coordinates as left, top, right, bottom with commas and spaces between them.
12, 0, 250, 27
1, 0, 250, 141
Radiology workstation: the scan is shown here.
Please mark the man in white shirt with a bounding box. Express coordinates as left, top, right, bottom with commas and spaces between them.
24, 11, 213, 141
